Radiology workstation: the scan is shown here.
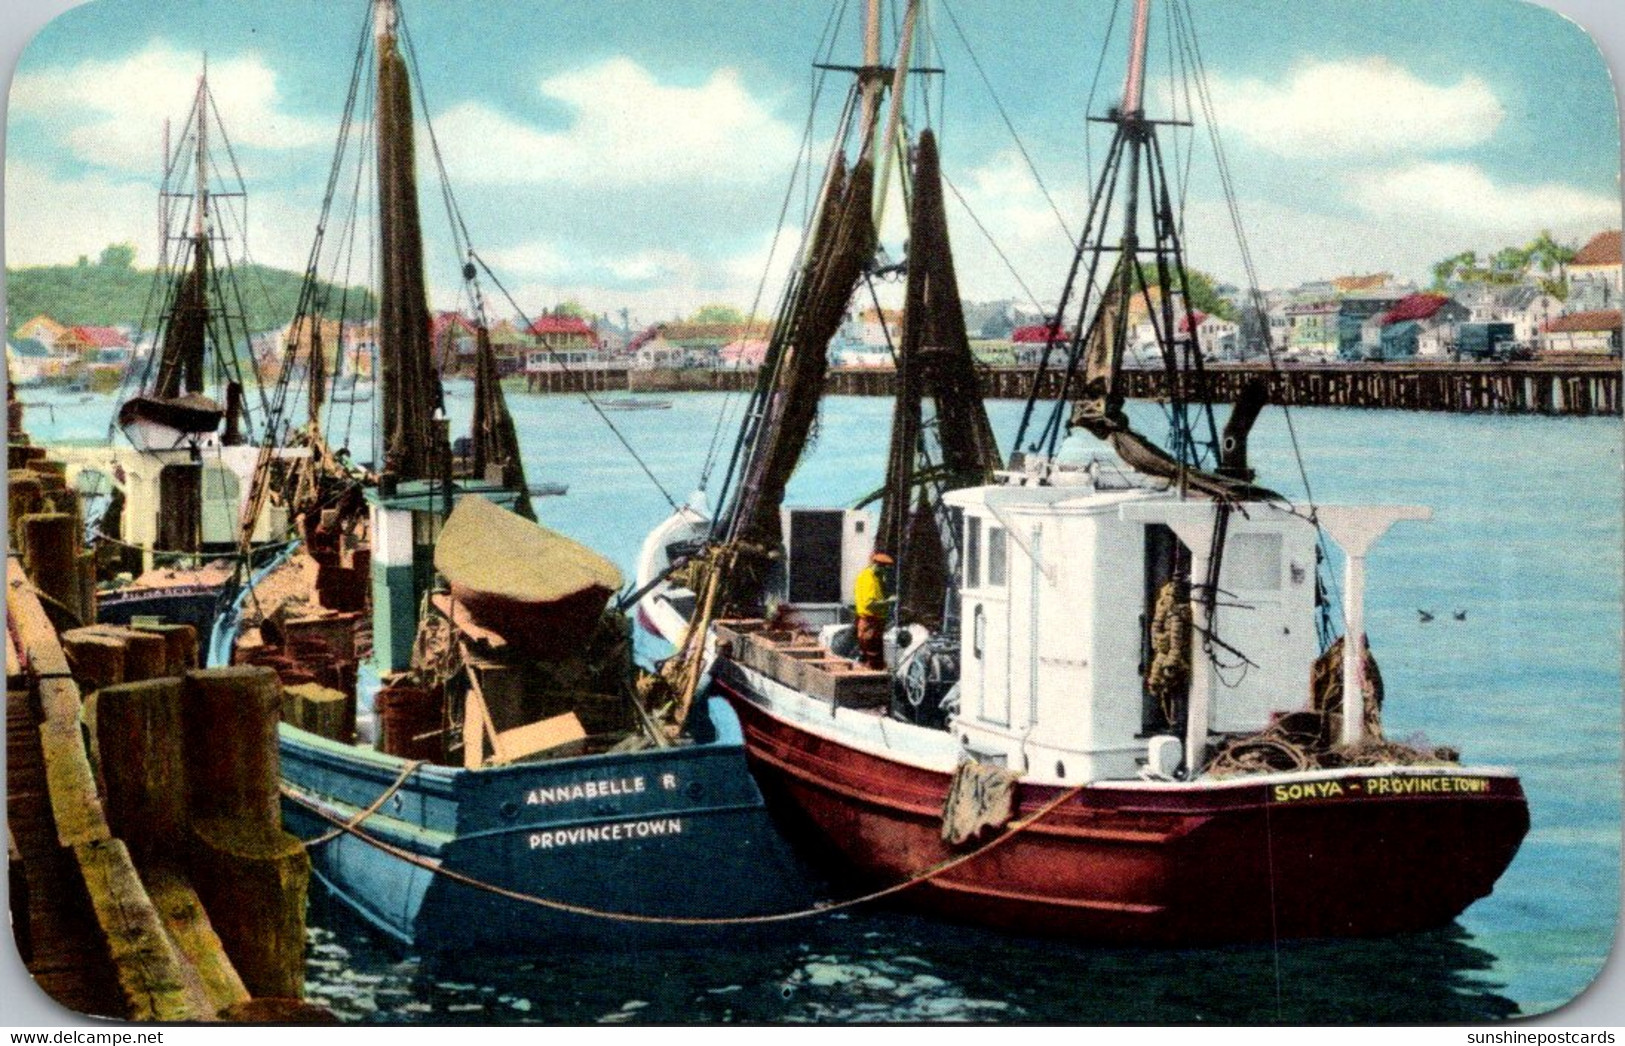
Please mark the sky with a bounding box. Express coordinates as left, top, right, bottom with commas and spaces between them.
3, 0, 1621, 327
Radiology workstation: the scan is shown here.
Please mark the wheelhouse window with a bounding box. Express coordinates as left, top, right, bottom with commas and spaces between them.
987, 526, 1007, 586
964, 516, 982, 588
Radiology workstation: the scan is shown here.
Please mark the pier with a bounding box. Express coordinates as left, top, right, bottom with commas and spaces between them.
6, 443, 325, 1023
523, 359, 1622, 415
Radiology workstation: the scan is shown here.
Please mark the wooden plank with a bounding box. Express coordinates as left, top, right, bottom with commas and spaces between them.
38, 676, 82, 726
493, 712, 587, 764
5, 629, 22, 688
432, 593, 508, 650
72, 839, 210, 1022
142, 866, 250, 1016
39, 715, 110, 847
8, 556, 71, 678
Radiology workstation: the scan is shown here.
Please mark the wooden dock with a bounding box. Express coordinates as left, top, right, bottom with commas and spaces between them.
6, 442, 326, 1023
523, 359, 1621, 415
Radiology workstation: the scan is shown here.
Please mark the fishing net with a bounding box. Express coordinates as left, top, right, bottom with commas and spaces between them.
723, 159, 877, 614
154, 237, 211, 398
470, 324, 534, 519
376, 27, 445, 482
878, 130, 1001, 623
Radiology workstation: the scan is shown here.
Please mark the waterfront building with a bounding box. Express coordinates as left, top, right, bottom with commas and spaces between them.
1566, 229, 1622, 310
1376, 293, 1469, 359
1337, 289, 1414, 359
527, 313, 599, 354
13, 314, 67, 350
1285, 299, 1339, 356
1457, 284, 1564, 348
1540, 309, 1623, 356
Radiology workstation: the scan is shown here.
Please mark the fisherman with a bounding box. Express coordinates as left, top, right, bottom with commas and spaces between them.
854, 550, 894, 670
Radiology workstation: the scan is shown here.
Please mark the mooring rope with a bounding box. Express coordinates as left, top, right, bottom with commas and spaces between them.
281, 775, 1088, 927
290, 758, 425, 848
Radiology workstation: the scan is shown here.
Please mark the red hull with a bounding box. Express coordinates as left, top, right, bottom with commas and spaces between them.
720, 681, 1529, 944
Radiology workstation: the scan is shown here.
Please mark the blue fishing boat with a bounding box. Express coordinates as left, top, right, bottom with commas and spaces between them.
209, 0, 809, 952
276, 695, 805, 949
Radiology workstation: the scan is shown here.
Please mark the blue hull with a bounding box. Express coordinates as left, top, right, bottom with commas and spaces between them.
279, 697, 810, 951
99, 586, 222, 638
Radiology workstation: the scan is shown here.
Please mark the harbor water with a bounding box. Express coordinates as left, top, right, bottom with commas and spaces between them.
23, 385, 1621, 1022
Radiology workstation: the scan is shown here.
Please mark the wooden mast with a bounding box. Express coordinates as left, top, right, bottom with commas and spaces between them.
374, 0, 442, 483
153, 71, 212, 401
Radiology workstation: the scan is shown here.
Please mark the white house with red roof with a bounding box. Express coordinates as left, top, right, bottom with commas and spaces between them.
525, 313, 612, 372
1567, 230, 1622, 311
1540, 309, 1623, 356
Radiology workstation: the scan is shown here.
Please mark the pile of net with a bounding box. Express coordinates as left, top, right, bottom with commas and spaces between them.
1202, 636, 1461, 778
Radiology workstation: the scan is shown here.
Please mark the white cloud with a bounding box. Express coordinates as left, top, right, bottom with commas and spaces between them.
470, 225, 806, 324
431, 57, 798, 188
1349, 162, 1621, 234
934, 149, 1080, 308
10, 41, 328, 173
4, 161, 151, 267
1204, 58, 1505, 158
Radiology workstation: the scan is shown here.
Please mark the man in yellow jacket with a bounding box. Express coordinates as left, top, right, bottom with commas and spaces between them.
854, 550, 894, 670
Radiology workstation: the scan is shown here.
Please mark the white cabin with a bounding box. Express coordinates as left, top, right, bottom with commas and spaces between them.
944, 464, 1321, 783
55, 443, 291, 573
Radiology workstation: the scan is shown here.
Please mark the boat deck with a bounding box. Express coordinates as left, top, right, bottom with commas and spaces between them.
714, 619, 890, 708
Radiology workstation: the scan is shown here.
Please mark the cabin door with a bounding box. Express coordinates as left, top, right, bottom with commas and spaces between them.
1210, 530, 1285, 732
199, 464, 241, 547
157, 462, 202, 555
975, 526, 1011, 729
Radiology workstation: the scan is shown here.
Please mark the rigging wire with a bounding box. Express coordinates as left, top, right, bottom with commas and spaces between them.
471, 253, 681, 513
1169, 0, 1343, 637
939, 171, 1046, 319
1079, 0, 1123, 196
937, 0, 1075, 248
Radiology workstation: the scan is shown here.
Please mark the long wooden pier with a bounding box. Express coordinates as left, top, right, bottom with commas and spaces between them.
523, 359, 1621, 415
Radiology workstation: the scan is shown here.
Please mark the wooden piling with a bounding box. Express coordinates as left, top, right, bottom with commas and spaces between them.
61, 630, 127, 694
117, 629, 169, 684
21, 513, 77, 620
135, 623, 199, 676
8, 472, 43, 547
179, 667, 309, 1001
94, 678, 188, 865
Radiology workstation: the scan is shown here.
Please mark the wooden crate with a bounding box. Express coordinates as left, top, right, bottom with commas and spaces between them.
796, 658, 892, 708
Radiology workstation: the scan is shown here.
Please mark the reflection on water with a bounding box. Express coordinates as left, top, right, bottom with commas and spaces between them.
303, 889, 1519, 1024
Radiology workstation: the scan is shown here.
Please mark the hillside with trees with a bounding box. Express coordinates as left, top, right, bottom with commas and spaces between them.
6, 243, 373, 335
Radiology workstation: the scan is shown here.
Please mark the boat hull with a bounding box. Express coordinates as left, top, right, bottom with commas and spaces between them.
97, 584, 222, 654
718, 676, 1529, 944
279, 697, 810, 950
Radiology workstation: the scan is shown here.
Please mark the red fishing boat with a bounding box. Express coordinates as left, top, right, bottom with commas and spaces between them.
639, 0, 1528, 943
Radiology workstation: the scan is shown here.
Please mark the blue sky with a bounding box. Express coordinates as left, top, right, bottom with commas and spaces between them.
4, 0, 1620, 324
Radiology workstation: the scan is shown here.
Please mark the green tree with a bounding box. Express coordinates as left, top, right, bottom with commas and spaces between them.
1524, 229, 1576, 299
1129, 267, 1236, 322
98, 243, 137, 269
689, 302, 747, 325
7, 258, 371, 337
553, 299, 590, 319
1432, 250, 1483, 289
